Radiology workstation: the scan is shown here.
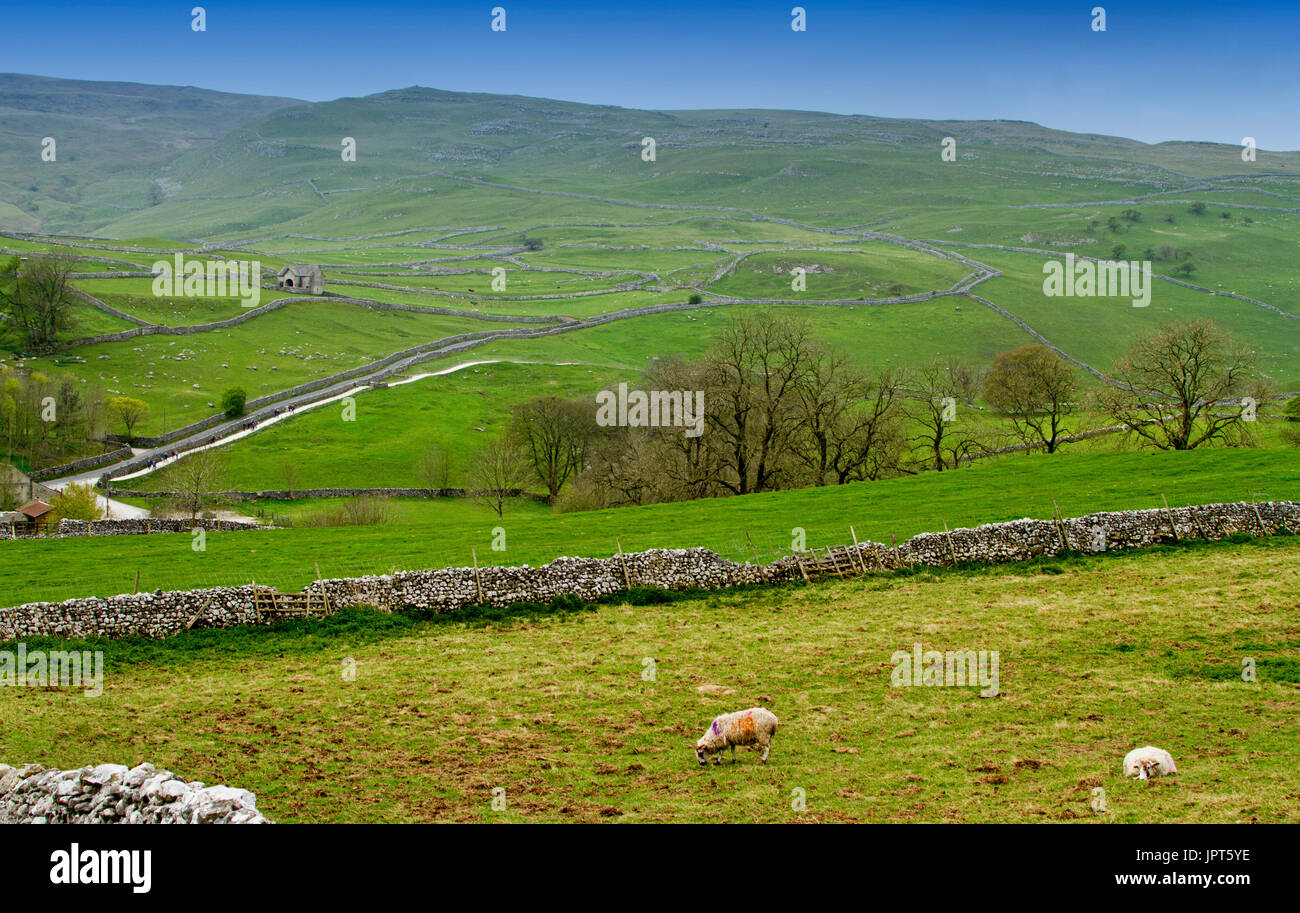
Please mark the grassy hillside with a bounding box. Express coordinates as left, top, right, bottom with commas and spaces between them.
3, 447, 1295, 608
3, 78, 1298, 476
0, 73, 302, 234
4, 537, 1295, 822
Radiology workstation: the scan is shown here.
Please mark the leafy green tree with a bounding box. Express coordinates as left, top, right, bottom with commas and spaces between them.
47, 482, 102, 525
1283, 397, 1300, 448
106, 396, 149, 439
221, 387, 247, 418
0, 255, 78, 351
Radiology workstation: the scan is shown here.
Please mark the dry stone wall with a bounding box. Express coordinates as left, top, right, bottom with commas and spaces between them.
29, 447, 134, 481
56, 517, 264, 537
0, 501, 1295, 642
107, 486, 548, 503
0, 762, 270, 824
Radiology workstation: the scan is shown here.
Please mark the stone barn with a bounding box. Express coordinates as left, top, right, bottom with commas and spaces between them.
276, 265, 324, 295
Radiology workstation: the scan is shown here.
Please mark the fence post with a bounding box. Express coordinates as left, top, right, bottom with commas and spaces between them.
1160, 493, 1179, 541
1051, 499, 1070, 552
745, 531, 761, 567
941, 518, 959, 567
849, 526, 866, 573
616, 537, 632, 589
1249, 498, 1266, 534
795, 553, 810, 583
472, 548, 483, 604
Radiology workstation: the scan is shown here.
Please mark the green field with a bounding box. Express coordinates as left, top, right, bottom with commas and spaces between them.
3, 537, 1295, 822
6, 84, 1300, 483
4, 447, 1295, 608
2, 74, 1299, 829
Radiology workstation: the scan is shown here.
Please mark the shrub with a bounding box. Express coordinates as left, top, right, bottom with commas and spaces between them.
688, 293, 703, 305
221, 387, 247, 418
297, 497, 396, 527
46, 482, 101, 525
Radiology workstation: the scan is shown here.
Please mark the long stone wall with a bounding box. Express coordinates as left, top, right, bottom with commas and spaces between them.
56, 517, 265, 537
107, 486, 548, 503
0, 501, 1294, 642
0, 763, 270, 824
30, 447, 134, 481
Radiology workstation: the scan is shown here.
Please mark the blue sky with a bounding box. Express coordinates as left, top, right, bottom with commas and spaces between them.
6, 1, 1298, 148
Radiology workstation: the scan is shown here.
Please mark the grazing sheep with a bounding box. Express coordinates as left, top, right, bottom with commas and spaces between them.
1123, 746, 1177, 780
695, 707, 779, 765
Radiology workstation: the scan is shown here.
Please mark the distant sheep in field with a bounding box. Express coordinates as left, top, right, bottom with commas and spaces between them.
1123, 746, 1177, 780
696, 707, 779, 765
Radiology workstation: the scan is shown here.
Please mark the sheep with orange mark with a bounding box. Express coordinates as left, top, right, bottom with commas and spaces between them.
695, 707, 779, 765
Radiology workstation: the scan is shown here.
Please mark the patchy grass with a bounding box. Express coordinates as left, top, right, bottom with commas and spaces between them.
2, 538, 1295, 823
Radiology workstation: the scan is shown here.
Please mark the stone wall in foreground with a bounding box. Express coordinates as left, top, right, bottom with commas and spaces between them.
0, 501, 1295, 642
0, 763, 270, 824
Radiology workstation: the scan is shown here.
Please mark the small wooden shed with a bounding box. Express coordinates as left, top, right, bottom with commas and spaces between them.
15, 500, 53, 534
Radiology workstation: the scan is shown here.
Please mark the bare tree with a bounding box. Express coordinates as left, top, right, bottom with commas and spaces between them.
1101, 320, 1257, 450
509, 396, 593, 500
906, 358, 988, 471
642, 355, 724, 501
790, 349, 905, 485
983, 345, 1078, 453
704, 310, 810, 495
415, 444, 453, 496
471, 436, 530, 519
165, 449, 228, 520
282, 459, 299, 498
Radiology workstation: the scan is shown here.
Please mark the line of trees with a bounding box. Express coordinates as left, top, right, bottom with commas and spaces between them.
1, 367, 106, 468
465, 312, 1270, 515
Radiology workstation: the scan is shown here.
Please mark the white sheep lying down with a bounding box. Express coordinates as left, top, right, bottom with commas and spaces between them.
696, 707, 779, 765
1123, 746, 1177, 780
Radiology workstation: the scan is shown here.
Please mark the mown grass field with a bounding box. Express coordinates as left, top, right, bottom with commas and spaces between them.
2, 537, 1295, 823
4, 447, 1296, 607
